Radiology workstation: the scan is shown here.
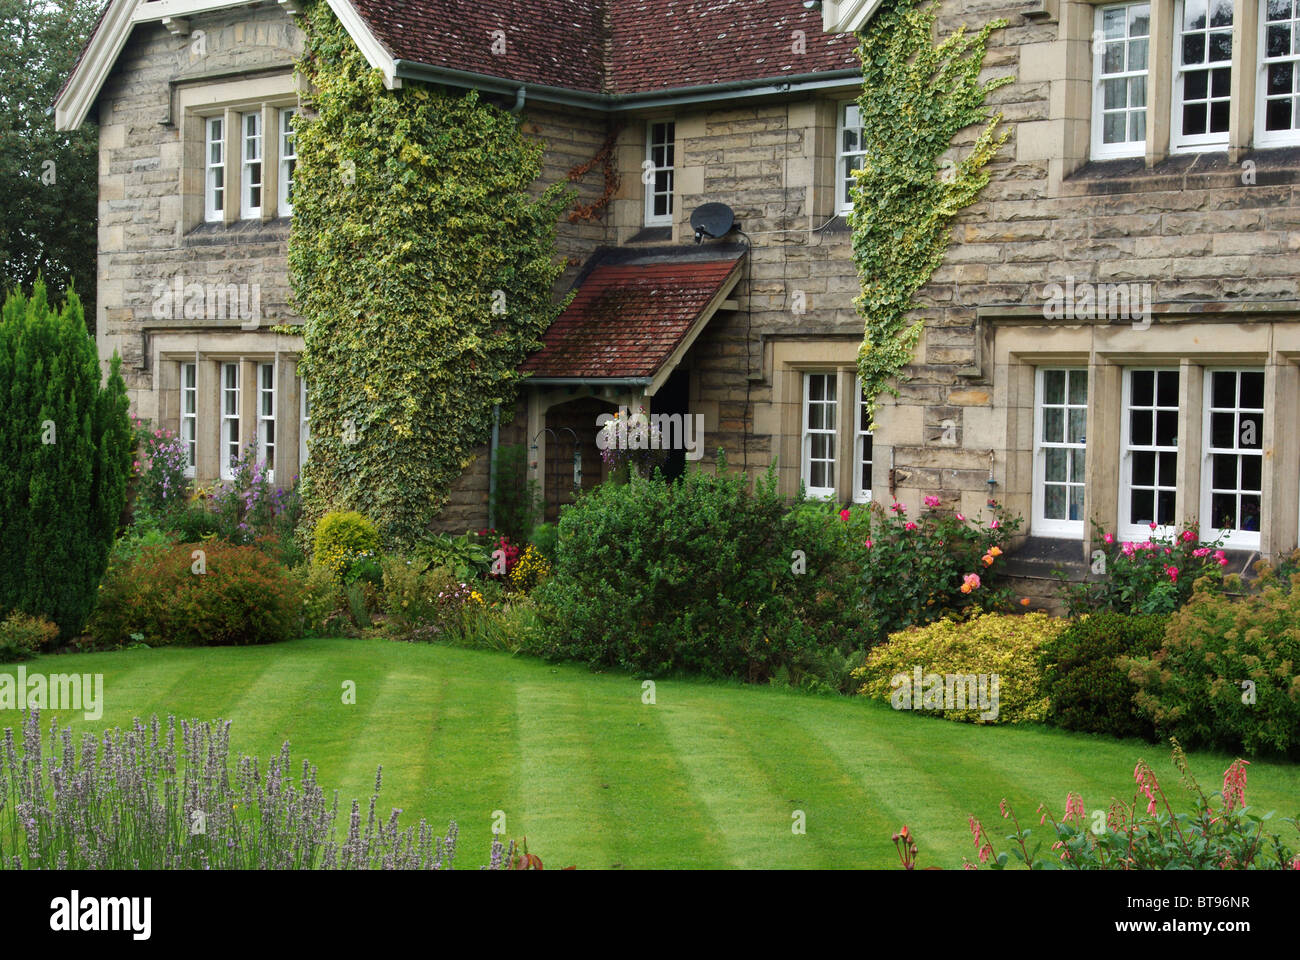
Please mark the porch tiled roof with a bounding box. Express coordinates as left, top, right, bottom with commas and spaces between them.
520, 246, 745, 380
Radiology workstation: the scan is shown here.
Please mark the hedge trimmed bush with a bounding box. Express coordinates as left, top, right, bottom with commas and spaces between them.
1040, 612, 1168, 740
852, 612, 1067, 724
89, 543, 303, 647
312, 510, 380, 580
535, 460, 818, 680
0, 281, 132, 637
1124, 567, 1300, 755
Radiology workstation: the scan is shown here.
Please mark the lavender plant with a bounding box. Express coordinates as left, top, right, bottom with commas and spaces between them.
0, 711, 507, 870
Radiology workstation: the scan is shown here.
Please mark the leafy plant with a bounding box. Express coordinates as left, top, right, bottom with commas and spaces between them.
957, 743, 1299, 870
1123, 560, 1300, 755
411, 532, 491, 582
0, 611, 59, 663
1056, 522, 1228, 616
853, 612, 1067, 724
312, 510, 381, 581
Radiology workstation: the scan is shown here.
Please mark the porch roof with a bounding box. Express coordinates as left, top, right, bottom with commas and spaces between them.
520, 244, 745, 394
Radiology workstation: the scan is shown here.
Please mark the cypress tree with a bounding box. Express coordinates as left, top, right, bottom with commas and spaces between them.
0, 280, 131, 637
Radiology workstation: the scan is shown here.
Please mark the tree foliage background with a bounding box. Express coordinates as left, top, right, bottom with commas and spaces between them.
0, 0, 101, 325
290, 2, 572, 547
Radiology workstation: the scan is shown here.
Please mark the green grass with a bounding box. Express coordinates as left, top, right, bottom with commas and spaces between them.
5, 637, 1298, 869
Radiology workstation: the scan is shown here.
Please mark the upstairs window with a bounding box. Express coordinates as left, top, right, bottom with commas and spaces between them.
1258, 0, 1300, 145
241, 111, 263, 219
645, 121, 675, 227
205, 117, 225, 222
278, 107, 298, 217
1093, 3, 1150, 159
837, 101, 866, 215
1172, 0, 1234, 151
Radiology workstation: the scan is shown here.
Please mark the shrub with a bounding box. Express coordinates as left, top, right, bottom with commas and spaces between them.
952, 744, 1299, 870
296, 561, 347, 636
0, 612, 59, 663
1123, 565, 1300, 755
536, 458, 817, 680
507, 544, 551, 593
1040, 612, 1169, 740
0, 281, 132, 638
528, 522, 558, 562
798, 496, 1022, 648
312, 510, 380, 580
490, 443, 541, 542
1056, 522, 1228, 617
108, 514, 177, 568
89, 542, 303, 647
131, 418, 190, 519
852, 612, 1067, 724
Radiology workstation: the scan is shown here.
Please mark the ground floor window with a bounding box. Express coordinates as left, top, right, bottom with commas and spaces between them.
1033, 367, 1089, 538
802, 372, 838, 499
181, 362, 197, 477
1121, 368, 1179, 538
1202, 368, 1264, 548
854, 376, 873, 503
221, 362, 241, 480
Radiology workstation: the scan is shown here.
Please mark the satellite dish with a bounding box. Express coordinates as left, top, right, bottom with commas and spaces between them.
690, 202, 735, 243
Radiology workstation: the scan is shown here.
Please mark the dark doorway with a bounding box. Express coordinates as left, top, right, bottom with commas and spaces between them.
655, 365, 691, 482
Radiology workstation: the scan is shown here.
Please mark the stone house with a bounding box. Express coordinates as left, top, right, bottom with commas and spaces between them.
56, 0, 1300, 595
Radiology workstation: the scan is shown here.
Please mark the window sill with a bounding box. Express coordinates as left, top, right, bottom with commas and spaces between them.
1062, 145, 1300, 196
184, 218, 291, 247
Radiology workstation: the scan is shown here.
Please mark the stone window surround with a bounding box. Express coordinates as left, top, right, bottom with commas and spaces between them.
177, 73, 301, 233
991, 317, 1300, 560
768, 339, 873, 503
1070, 0, 1296, 164
150, 330, 306, 485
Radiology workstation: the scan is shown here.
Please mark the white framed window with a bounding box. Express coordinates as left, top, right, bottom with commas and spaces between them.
837, 101, 866, 215
241, 111, 263, 219
1033, 368, 1088, 538
221, 362, 241, 480
1093, 3, 1151, 159
644, 120, 675, 227
802, 372, 837, 500
1201, 368, 1264, 549
258, 363, 276, 481
205, 117, 225, 223
853, 376, 873, 503
1171, 0, 1234, 151
1120, 368, 1179, 539
299, 377, 310, 469
181, 362, 198, 477
1257, 0, 1300, 145
278, 107, 297, 217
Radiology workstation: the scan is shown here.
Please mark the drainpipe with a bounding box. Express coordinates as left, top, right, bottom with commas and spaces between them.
488, 403, 500, 529
509, 86, 527, 114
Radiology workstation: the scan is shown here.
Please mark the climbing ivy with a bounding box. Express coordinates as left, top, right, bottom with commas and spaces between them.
851, 0, 1011, 424
289, 2, 571, 547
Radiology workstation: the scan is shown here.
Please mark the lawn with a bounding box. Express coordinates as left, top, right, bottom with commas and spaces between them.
5, 637, 1298, 869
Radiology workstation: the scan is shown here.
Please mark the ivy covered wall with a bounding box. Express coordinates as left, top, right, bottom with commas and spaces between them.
289, 1, 572, 546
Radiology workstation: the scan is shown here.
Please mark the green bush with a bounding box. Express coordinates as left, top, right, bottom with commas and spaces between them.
1040, 612, 1168, 740
535, 459, 816, 680
491, 443, 540, 542
0, 611, 59, 662
527, 522, 558, 563
295, 561, 347, 635
853, 612, 1067, 724
0, 281, 132, 638
312, 510, 380, 580
1124, 566, 1300, 755
89, 542, 303, 647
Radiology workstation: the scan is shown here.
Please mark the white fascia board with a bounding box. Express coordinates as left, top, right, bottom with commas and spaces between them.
822, 0, 886, 33
327, 0, 400, 89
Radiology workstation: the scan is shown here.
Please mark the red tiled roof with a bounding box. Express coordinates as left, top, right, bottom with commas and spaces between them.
521, 248, 744, 379
350, 0, 859, 94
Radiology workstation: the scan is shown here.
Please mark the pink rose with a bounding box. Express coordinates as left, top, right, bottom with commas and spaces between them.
904, 521, 918, 531
1103, 533, 1114, 544
956, 513, 966, 522
924, 495, 941, 508
840, 508, 850, 522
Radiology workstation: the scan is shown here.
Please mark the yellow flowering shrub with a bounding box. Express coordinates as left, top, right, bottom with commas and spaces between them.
312, 511, 380, 580
851, 612, 1067, 724
507, 544, 551, 593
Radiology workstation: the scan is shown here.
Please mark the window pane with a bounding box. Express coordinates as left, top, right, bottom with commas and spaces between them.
1157, 489, 1176, 523
1211, 370, 1235, 407
1211, 491, 1237, 528
1159, 450, 1178, 484
1043, 407, 1064, 443
1240, 371, 1264, 408
1241, 455, 1262, 491
1133, 450, 1156, 486
1132, 369, 1154, 406
1239, 414, 1262, 449
1131, 410, 1153, 446
1046, 447, 1067, 482
1068, 370, 1088, 404
1156, 370, 1179, 406
1068, 407, 1087, 444
1045, 484, 1066, 519
1069, 485, 1085, 521
1070, 447, 1086, 482
1183, 34, 1206, 65
1211, 453, 1237, 488
1130, 487, 1155, 523
1044, 369, 1065, 405
1211, 411, 1235, 448
1209, 0, 1232, 28
1155, 409, 1178, 445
